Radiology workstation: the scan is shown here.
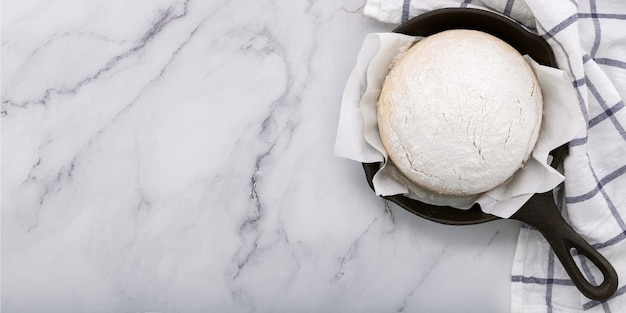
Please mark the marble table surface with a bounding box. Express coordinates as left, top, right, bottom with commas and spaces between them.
2, 0, 522, 312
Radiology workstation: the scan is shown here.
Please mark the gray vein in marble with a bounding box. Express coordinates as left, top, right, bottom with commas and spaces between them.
22, 138, 53, 183
1, 0, 191, 110
230, 19, 309, 281
340, 4, 366, 14
224, 11, 328, 301
17, 30, 123, 76
487, 229, 502, 246
22, 136, 75, 217
231, 145, 273, 279
231, 127, 294, 280
24, 141, 82, 211
477, 229, 503, 259
233, 143, 278, 275
231, 134, 295, 281
383, 200, 397, 234
395, 245, 449, 313
108, 11, 210, 120
14, 5, 214, 236
334, 218, 378, 282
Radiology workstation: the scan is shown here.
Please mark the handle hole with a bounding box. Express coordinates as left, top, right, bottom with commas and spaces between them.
570, 247, 604, 287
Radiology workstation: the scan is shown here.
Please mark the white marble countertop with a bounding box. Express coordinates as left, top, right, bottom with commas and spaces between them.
2, 1, 522, 312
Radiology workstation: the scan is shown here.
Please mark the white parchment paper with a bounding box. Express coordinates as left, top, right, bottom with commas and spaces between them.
334, 33, 583, 218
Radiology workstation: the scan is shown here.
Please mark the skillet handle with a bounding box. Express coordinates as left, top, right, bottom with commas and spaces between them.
511, 191, 618, 301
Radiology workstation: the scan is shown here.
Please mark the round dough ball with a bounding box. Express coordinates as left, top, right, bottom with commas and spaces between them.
377, 29, 542, 196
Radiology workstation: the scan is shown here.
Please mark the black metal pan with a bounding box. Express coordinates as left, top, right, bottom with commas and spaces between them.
363, 7, 618, 301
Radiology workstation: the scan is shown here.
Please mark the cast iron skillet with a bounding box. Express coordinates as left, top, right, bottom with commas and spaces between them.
362, 8, 618, 301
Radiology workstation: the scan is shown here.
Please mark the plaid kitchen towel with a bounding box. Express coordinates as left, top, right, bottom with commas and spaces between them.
363, 0, 626, 312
